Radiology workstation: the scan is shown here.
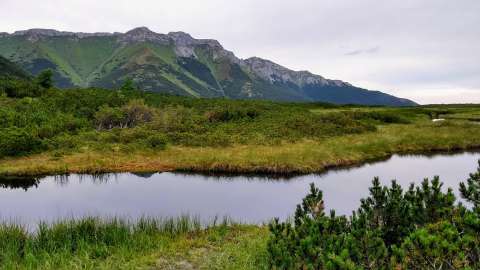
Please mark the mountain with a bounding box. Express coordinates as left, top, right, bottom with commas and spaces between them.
0, 27, 416, 106
0, 55, 30, 79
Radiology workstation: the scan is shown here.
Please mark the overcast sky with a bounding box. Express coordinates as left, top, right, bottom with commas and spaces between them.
1, 0, 479, 104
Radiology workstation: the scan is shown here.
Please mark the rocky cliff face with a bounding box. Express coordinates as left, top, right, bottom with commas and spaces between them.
118, 27, 169, 44
243, 57, 351, 88
0, 27, 417, 106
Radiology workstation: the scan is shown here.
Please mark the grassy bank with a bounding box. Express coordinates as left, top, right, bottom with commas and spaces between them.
1, 115, 480, 177
0, 217, 268, 270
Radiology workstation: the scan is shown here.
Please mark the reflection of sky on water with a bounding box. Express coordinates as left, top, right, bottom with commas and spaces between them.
0, 152, 479, 227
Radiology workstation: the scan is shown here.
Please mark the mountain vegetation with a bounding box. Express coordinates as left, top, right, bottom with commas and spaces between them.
0, 27, 416, 106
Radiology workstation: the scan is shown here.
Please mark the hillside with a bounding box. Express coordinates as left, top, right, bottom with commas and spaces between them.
0, 27, 416, 106
0, 55, 30, 79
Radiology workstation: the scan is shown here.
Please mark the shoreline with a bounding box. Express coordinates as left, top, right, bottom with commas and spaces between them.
2, 144, 479, 180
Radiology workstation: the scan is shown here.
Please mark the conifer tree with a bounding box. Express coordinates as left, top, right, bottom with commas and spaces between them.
460, 161, 480, 213
36, 69, 53, 89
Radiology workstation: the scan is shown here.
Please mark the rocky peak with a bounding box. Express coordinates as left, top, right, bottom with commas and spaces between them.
10, 28, 116, 42
244, 57, 350, 87
167, 32, 222, 48
245, 57, 293, 74
167, 31, 228, 58
168, 31, 195, 45
13, 28, 67, 36
12, 29, 71, 42
120, 27, 169, 44
75, 32, 117, 38
125, 26, 154, 36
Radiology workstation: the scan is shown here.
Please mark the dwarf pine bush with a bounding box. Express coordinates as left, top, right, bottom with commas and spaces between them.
268, 164, 480, 269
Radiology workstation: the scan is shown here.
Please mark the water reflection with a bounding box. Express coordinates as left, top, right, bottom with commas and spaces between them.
131, 172, 156, 179
0, 177, 40, 191
0, 151, 479, 225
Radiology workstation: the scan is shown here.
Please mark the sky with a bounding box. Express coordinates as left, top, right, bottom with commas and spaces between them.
1, 0, 479, 104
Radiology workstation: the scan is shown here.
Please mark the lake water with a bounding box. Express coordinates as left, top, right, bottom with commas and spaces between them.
1, 151, 479, 226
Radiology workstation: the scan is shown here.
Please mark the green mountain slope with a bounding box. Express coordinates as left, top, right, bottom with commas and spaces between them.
0, 55, 30, 79
0, 28, 417, 106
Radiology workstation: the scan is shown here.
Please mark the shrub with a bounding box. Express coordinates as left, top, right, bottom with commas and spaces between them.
121, 99, 154, 128
359, 177, 455, 246
35, 69, 54, 89
146, 134, 168, 149
205, 107, 260, 123
151, 105, 204, 134
0, 77, 42, 98
267, 165, 480, 269
94, 105, 124, 130
94, 100, 154, 130
0, 127, 43, 157
47, 134, 80, 150
282, 111, 376, 139
97, 131, 121, 144
268, 183, 389, 269
350, 111, 410, 124
460, 161, 480, 213
37, 114, 88, 138
118, 128, 152, 144
120, 78, 137, 93
393, 220, 480, 269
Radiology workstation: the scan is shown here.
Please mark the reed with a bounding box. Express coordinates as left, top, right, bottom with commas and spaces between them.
0, 216, 211, 269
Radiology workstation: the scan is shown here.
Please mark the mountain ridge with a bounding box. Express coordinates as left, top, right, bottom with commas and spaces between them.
0, 27, 417, 106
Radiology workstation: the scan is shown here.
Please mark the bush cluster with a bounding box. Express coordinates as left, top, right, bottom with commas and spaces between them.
205, 107, 260, 123
0, 77, 43, 98
0, 127, 43, 156
348, 111, 410, 124
95, 99, 154, 130
145, 134, 168, 149
267, 164, 480, 269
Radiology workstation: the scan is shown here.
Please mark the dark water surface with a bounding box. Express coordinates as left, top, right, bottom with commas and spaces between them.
1, 152, 479, 226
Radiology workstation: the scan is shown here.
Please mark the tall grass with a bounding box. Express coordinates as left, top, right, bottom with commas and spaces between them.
0, 216, 204, 268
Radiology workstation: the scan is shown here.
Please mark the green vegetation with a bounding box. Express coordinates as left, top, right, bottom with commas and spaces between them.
0, 216, 268, 270
35, 69, 54, 89
267, 164, 480, 269
0, 76, 375, 163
